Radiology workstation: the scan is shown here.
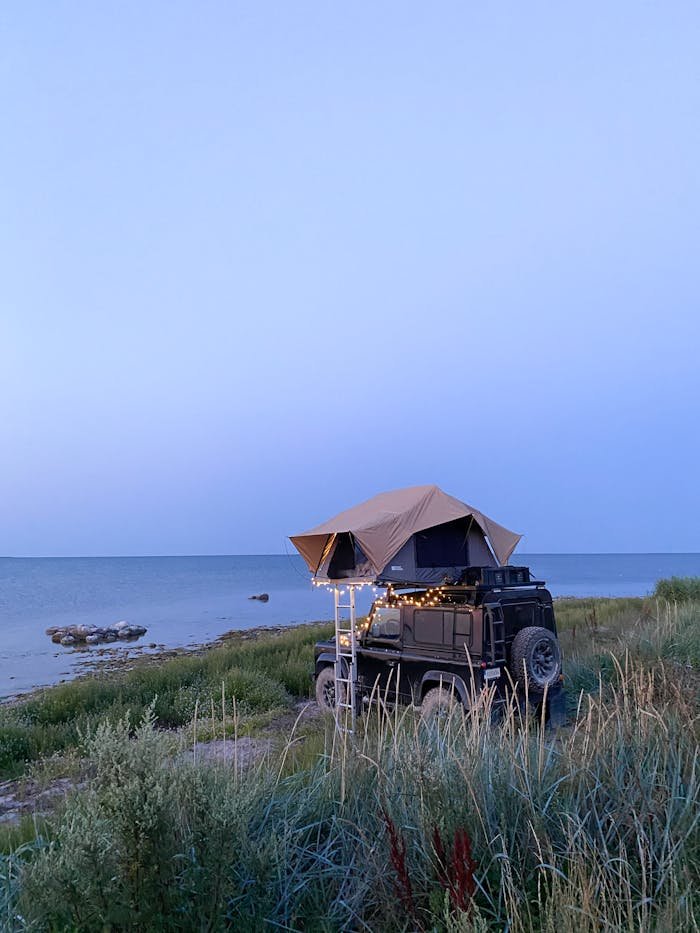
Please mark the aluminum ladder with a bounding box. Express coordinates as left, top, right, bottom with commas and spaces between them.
333, 584, 358, 733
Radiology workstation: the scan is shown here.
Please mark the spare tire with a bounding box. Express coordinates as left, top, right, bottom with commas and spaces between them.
510, 627, 562, 690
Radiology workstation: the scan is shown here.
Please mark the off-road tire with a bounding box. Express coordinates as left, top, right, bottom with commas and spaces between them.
420, 686, 460, 723
510, 626, 562, 690
315, 666, 346, 711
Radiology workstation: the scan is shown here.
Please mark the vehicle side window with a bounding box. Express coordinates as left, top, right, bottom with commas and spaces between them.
470, 608, 483, 657
504, 602, 537, 631
541, 604, 555, 631
514, 604, 536, 628
368, 607, 401, 641
442, 611, 454, 644
454, 612, 472, 650
414, 610, 444, 645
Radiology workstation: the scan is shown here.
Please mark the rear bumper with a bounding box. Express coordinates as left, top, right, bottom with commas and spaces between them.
513, 682, 567, 727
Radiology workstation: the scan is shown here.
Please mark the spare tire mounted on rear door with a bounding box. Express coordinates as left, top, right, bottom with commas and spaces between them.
510, 626, 562, 689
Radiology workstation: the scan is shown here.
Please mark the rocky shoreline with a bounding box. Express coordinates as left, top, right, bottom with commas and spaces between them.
2, 621, 333, 705
46, 621, 148, 646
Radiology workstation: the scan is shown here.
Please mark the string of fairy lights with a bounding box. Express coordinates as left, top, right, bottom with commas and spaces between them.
312, 580, 465, 646
312, 578, 456, 609
372, 585, 452, 609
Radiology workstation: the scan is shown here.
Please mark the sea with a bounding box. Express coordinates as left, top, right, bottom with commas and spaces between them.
2, 552, 700, 698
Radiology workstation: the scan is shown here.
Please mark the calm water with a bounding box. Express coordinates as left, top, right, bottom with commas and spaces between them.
2, 552, 699, 697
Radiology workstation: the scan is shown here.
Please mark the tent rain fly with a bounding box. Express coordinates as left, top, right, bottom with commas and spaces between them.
290, 485, 521, 586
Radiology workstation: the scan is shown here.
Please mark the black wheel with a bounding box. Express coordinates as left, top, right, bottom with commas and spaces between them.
315, 666, 346, 711
420, 686, 460, 723
510, 627, 562, 690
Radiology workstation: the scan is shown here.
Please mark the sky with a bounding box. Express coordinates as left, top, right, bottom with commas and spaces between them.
1, 2, 699, 556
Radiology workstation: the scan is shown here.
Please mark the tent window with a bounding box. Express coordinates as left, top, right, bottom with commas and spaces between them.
327, 534, 371, 579
414, 610, 444, 645
328, 534, 356, 577
416, 519, 471, 568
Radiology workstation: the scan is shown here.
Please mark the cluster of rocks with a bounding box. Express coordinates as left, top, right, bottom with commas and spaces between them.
46, 621, 148, 647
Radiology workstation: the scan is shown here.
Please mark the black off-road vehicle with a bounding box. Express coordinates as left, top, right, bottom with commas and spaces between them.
314, 566, 566, 725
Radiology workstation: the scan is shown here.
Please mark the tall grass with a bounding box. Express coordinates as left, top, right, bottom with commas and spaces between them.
2, 601, 699, 931
553, 595, 645, 634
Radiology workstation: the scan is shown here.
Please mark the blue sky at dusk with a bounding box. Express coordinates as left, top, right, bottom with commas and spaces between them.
1, 2, 699, 556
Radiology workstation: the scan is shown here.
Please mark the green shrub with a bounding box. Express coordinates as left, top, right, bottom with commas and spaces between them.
654, 576, 700, 602
221, 667, 289, 713
151, 685, 201, 727
0, 727, 31, 774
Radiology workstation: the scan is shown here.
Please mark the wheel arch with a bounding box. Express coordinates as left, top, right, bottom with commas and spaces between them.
419, 671, 471, 707
315, 653, 348, 677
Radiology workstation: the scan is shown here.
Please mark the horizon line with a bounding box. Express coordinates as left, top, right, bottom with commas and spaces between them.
2, 551, 699, 560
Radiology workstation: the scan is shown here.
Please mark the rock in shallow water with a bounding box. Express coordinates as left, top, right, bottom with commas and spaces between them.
47, 622, 148, 647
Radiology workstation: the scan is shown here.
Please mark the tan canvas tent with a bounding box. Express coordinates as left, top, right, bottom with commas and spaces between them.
290, 485, 521, 585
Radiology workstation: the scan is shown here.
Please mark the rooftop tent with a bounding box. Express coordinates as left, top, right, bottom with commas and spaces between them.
290, 485, 521, 585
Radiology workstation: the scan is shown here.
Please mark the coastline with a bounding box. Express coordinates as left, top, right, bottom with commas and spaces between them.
4, 552, 700, 698
2, 590, 660, 702
2, 620, 333, 705
5, 587, 659, 702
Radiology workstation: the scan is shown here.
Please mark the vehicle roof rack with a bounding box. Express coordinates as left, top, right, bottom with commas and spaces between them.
376, 566, 544, 591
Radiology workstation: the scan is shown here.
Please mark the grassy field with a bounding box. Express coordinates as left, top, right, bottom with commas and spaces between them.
1, 588, 699, 931
0, 623, 334, 778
